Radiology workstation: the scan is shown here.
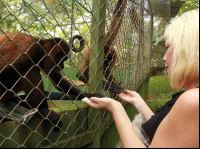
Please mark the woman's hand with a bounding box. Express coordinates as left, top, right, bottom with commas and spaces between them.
117, 90, 145, 107
82, 97, 120, 113
118, 90, 154, 120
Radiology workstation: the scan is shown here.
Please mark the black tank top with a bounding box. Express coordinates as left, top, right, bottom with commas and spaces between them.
142, 91, 185, 143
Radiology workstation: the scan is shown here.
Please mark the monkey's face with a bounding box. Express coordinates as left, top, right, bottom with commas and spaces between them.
52, 39, 71, 71
54, 53, 68, 72
46, 50, 67, 72
41, 39, 70, 72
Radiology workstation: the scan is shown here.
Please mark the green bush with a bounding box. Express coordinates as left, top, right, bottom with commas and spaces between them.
147, 75, 183, 113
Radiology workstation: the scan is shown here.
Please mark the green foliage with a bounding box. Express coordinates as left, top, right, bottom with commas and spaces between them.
0, 0, 92, 37
151, 0, 199, 49
150, 15, 169, 51
0, 0, 94, 65
178, 0, 199, 15
147, 75, 183, 113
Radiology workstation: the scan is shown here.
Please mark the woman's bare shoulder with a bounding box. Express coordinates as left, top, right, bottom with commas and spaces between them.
177, 88, 199, 108
150, 88, 199, 148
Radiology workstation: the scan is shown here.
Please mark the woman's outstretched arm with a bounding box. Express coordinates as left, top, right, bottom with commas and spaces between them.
83, 97, 146, 148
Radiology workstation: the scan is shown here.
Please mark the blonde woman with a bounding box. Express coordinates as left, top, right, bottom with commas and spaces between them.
83, 9, 199, 148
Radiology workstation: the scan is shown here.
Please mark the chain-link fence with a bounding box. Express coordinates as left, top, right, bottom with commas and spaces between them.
0, 0, 152, 147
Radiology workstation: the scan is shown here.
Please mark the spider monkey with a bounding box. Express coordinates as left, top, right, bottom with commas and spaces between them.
76, 0, 127, 94
0, 32, 104, 130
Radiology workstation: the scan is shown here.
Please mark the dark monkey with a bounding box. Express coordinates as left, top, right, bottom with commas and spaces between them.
76, 0, 127, 94
0, 32, 104, 130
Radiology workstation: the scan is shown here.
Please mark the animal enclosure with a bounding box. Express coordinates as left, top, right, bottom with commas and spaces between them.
0, 0, 153, 147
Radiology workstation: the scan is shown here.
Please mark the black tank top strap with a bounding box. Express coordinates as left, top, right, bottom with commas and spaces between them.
142, 90, 185, 143
155, 91, 184, 113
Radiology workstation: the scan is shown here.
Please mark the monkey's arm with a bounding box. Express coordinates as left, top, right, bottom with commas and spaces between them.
105, 0, 127, 45
77, 59, 124, 94
76, 61, 89, 84
103, 68, 124, 94
48, 71, 104, 99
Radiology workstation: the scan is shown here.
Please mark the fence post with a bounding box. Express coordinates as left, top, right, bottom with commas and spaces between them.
148, 0, 153, 76
87, 0, 106, 148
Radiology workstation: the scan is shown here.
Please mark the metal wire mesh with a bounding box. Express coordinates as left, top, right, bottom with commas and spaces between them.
0, 0, 152, 147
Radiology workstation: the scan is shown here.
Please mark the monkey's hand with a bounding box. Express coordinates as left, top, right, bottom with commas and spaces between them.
84, 93, 105, 98
105, 82, 124, 94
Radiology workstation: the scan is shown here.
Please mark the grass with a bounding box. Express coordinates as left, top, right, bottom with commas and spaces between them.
49, 101, 88, 112
147, 75, 184, 113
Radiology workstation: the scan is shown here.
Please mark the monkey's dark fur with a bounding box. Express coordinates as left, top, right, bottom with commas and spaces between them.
0, 32, 104, 130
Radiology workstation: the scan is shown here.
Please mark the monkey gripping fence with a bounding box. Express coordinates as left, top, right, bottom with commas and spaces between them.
0, 0, 153, 148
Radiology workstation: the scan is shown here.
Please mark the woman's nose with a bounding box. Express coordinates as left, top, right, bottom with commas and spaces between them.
163, 54, 166, 62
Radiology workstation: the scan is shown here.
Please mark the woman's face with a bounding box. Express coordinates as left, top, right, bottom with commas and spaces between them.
163, 41, 173, 79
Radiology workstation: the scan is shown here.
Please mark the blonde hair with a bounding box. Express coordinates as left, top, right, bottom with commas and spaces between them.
164, 9, 199, 90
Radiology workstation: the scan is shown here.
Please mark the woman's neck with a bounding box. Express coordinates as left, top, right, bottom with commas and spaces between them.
183, 81, 199, 91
